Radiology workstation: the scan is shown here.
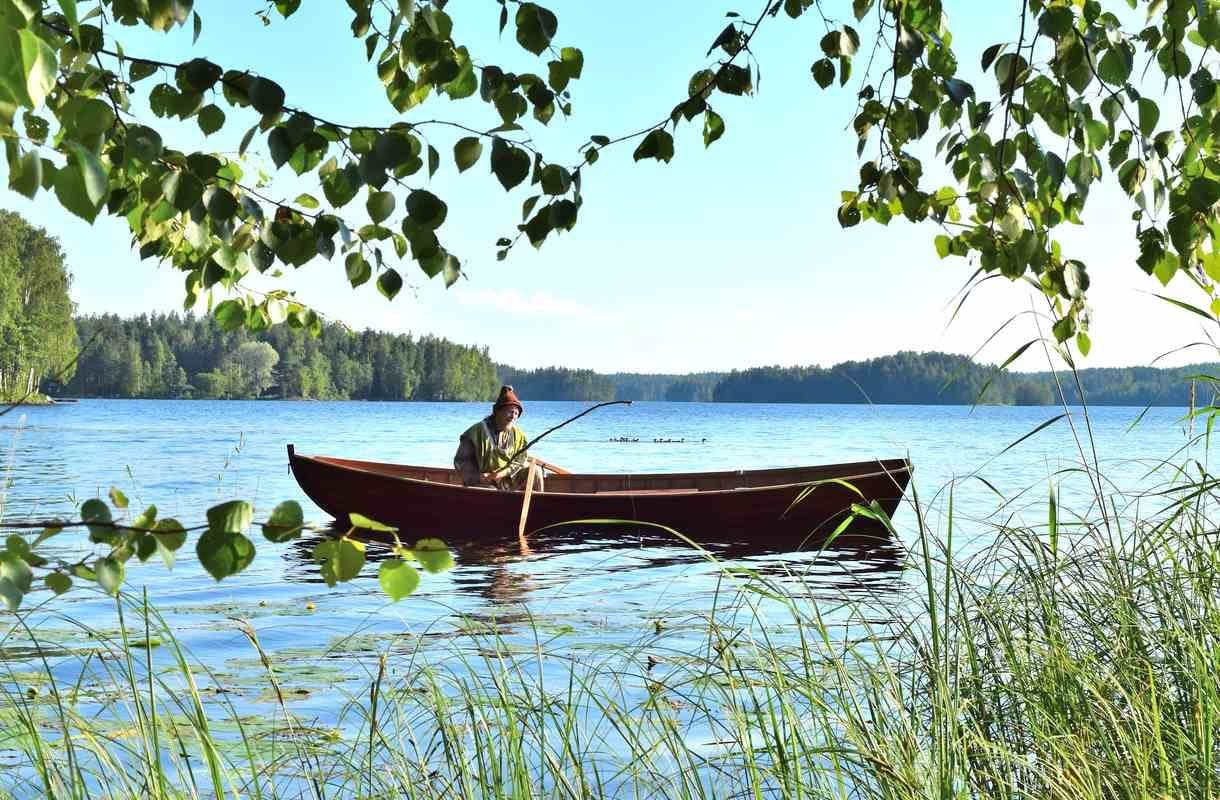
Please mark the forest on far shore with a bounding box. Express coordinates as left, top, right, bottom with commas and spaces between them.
56, 313, 1215, 407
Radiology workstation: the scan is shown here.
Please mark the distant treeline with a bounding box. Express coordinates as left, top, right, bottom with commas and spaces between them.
55, 314, 1216, 407
500, 352, 1216, 407
699, 353, 1216, 406
63, 314, 499, 400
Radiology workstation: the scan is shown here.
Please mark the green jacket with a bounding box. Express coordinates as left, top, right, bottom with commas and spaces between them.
456, 417, 527, 485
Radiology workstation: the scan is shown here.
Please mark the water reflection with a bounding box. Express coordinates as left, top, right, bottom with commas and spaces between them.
281, 521, 906, 607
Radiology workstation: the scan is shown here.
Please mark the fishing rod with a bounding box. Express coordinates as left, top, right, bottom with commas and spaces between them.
511, 399, 632, 460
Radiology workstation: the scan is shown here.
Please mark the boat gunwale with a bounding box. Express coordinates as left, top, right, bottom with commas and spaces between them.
292, 452, 912, 499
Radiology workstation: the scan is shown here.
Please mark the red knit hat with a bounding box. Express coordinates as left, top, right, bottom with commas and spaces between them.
493, 384, 523, 415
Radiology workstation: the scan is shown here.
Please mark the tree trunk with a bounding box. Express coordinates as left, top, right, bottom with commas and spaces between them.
27, 367, 35, 396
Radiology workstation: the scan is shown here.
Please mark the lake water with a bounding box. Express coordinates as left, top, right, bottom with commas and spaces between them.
0, 399, 1206, 787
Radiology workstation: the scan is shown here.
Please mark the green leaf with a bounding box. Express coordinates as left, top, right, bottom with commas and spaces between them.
288, 135, 326, 176
1137, 98, 1159, 137
197, 103, 225, 135
1076, 331, 1091, 357
74, 98, 115, 136
125, 125, 163, 164
1117, 159, 1145, 196
377, 267, 404, 298
262, 500, 304, 542
993, 52, 1029, 94
560, 46, 583, 78
315, 538, 365, 586
58, 0, 80, 42
68, 142, 107, 199
443, 59, 477, 99
490, 138, 530, 190
7, 148, 40, 198
405, 189, 447, 229
205, 186, 238, 220
1154, 252, 1179, 286
196, 529, 256, 580
1051, 316, 1075, 343
322, 163, 359, 208
454, 136, 482, 172
1098, 46, 1132, 85
374, 131, 419, 168
715, 64, 752, 95
0, 552, 32, 593
96, 556, 124, 596
703, 109, 724, 147
129, 61, 158, 82
162, 171, 204, 212
367, 190, 395, 223
632, 129, 674, 163
934, 234, 951, 258
267, 128, 299, 169
515, 3, 558, 56
345, 252, 371, 287
442, 254, 461, 286
378, 558, 420, 601
414, 538, 454, 573
0, 28, 58, 109
811, 57, 834, 89
152, 518, 187, 568
80, 498, 112, 540
349, 512, 397, 532
214, 299, 245, 331
182, 58, 222, 92
1188, 177, 1220, 211
547, 59, 570, 93
248, 77, 286, 115
293, 192, 319, 210
1084, 118, 1108, 152
0, 554, 31, 610
55, 144, 108, 222
539, 164, 570, 195
206, 500, 253, 534
131, 504, 157, 530
45, 572, 71, 595
0, 579, 20, 612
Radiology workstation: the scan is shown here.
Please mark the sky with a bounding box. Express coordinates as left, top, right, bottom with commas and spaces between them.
3, 1, 1216, 374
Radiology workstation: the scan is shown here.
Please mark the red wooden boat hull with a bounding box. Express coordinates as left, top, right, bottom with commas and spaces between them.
288, 445, 911, 544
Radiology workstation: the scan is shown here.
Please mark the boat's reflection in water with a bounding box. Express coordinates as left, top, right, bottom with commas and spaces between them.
282, 518, 906, 608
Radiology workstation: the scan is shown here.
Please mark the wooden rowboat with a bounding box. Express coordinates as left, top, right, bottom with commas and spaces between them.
288, 445, 912, 543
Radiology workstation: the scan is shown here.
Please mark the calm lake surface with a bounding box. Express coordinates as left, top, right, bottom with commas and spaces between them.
0, 399, 1206, 743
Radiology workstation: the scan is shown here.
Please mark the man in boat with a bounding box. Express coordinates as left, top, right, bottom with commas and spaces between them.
454, 385, 541, 491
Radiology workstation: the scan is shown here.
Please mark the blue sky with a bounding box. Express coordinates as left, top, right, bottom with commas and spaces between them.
3, 2, 1213, 372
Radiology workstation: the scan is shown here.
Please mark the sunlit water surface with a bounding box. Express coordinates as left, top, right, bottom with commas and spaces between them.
0, 399, 1204, 785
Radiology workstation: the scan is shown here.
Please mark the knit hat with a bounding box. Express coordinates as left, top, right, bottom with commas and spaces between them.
493, 385, 523, 415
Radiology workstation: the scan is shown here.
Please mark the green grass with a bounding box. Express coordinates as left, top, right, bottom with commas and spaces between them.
1, 466, 1218, 799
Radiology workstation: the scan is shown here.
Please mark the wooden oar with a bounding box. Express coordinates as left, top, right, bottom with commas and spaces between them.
511, 399, 631, 543
517, 460, 541, 541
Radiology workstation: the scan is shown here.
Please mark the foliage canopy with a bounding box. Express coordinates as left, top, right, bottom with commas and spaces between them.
6, 0, 1220, 349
